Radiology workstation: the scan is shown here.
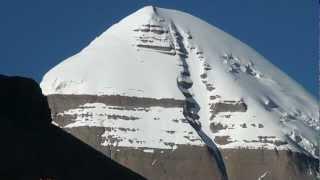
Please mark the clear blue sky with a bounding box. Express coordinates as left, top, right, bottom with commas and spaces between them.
0, 0, 318, 97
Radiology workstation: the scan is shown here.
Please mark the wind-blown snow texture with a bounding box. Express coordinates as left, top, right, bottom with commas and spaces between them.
41, 6, 319, 159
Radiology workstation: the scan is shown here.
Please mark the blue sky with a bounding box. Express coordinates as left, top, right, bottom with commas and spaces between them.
0, 0, 318, 97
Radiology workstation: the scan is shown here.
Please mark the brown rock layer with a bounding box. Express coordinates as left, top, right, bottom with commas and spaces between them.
48, 94, 319, 180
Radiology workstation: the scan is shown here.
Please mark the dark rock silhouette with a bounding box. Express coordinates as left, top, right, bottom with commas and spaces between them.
0, 75, 145, 180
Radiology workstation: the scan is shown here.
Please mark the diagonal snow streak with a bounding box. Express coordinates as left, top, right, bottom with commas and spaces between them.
257, 171, 269, 180
170, 21, 228, 180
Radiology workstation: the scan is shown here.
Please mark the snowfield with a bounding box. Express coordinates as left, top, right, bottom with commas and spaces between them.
41, 6, 319, 159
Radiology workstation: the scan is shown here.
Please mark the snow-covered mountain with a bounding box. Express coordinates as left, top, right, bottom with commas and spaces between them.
41, 6, 319, 180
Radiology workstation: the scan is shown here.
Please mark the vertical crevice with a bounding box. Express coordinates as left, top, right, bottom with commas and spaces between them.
170, 21, 229, 180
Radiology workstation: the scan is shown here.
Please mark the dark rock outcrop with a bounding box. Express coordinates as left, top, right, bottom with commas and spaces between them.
0, 75, 145, 180
0, 75, 51, 129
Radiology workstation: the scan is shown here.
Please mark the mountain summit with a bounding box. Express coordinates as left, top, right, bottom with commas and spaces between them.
41, 6, 319, 180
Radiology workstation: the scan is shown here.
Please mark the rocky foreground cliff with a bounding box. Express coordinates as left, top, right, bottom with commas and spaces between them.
0, 75, 145, 179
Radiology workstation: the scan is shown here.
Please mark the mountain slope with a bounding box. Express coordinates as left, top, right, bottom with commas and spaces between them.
0, 75, 145, 179
41, 6, 319, 180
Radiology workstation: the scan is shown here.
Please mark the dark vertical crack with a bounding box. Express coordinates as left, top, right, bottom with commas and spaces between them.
170, 22, 229, 180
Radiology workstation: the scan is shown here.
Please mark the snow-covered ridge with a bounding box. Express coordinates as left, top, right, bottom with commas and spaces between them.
41, 6, 319, 158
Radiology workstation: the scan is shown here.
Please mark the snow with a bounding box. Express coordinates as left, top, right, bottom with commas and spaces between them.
41, 6, 319, 158
51, 121, 60, 127
143, 149, 155, 153
257, 171, 270, 180
61, 103, 203, 150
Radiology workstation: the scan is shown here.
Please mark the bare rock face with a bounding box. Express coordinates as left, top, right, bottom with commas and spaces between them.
0, 75, 145, 180
47, 94, 319, 180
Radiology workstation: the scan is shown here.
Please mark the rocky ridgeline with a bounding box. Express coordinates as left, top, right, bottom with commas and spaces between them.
0, 75, 145, 179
